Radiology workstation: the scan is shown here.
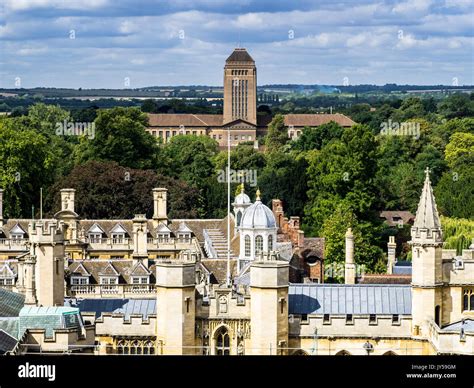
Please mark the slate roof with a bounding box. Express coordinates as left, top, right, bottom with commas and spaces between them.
0, 317, 19, 338
67, 260, 156, 285
288, 284, 412, 315
393, 261, 413, 276
0, 330, 18, 354
442, 319, 474, 333
201, 259, 238, 284
379, 210, 415, 227
358, 274, 411, 284
0, 288, 25, 317
298, 237, 325, 260
67, 298, 156, 319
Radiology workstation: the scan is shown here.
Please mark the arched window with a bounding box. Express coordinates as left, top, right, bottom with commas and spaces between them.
470, 294, 474, 311
237, 211, 242, 227
245, 235, 251, 257
215, 327, 230, 355
435, 305, 441, 326
255, 235, 263, 255
268, 235, 273, 251
464, 293, 469, 311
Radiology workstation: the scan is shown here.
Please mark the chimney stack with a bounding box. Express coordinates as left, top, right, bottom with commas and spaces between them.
344, 228, 356, 284
152, 188, 168, 228
60, 189, 76, 213
387, 236, 397, 274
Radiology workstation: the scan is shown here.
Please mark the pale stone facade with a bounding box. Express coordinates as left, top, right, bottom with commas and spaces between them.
145, 48, 355, 148
0, 169, 473, 355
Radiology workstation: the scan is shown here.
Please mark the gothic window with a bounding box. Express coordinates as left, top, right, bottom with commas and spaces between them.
268, 235, 273, 251
463, 289, 474, 311
255, 235, 263, 255
244, 235, 251, 257
215, 327, 230, 356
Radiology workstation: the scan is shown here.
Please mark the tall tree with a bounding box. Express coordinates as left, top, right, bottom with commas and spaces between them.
264, 114, 288, 153
45, 160, 200, 219
75, 107, 159, 169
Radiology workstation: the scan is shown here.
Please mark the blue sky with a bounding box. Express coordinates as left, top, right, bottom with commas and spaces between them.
0, 0, 473, 88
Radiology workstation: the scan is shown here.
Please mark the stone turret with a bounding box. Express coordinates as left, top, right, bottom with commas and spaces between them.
155, 255, 196, 355
410, 168, 444, 335
249, 252, 289, 355
27, 220, 66, 306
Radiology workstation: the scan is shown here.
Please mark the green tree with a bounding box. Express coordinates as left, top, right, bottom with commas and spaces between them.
291, 122, 344, 151
435, 166, 474, 219
304, 124, 378, 235
444, 132, 474, 169
76, 107, 159, 169
265, 114, 288, 153
45, 160, 200, 219
439, 93, 474, 118
259, 151, 308, 217
0, 120, 57, 217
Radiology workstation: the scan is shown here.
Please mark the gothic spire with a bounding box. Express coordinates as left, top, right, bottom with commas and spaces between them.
413, 168, 441, 231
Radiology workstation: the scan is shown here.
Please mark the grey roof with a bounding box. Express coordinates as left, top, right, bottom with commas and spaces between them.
226, 48, 254, 63
413, 169, 441, 231
442, 319, 474, 333
67, 298, 156, 319
393, 265, 412, 275
0, 317, 19, 339
0, 288, 25, 317
0, 330, 18, 354
288, 284, 412, 315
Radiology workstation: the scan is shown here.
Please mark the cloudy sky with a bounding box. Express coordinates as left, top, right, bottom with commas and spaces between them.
0, 0, 473, 88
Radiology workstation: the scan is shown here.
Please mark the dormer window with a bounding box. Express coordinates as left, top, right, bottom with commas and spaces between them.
177, 222, 192, 243
10, 223, 26, 241
87, 223, 105, 243
70, 263, 90, 286
178, 233, 191, 243
156, 223, 172, 243
100, 276, 118, 285
131, 276, 149, 285
110, 224, 127, 244
71, 276, 89, 285
0, 263, 15, 286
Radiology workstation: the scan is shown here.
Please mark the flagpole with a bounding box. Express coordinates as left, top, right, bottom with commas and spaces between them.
226, 127, 231, 287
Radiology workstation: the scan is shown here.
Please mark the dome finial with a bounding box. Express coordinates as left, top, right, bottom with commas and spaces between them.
240, 183, 245, 194
256, 189, 261, 201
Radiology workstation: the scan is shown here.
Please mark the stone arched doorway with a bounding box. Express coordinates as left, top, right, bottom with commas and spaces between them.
383, 351, 397, 356
335, 350, 351, 356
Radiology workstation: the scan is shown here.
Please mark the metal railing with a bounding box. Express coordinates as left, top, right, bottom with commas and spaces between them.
69, 284, 156, 297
